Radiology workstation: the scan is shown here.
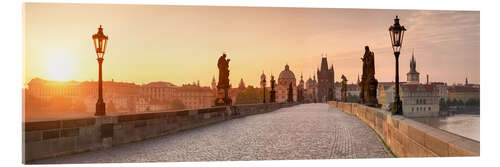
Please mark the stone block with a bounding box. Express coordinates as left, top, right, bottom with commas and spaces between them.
25, 140, 51, 161
42, 130, 60, 140
407, 126, 425, 146
25, 120, 60, 131
24, 131, 42, 143
423, 131, 450, 156
62, 118, 95, 128
77, 134, 97, 150
398, 120, 409, 136
101, 123, 114, 138
134, 120, 147, 128
448, 138, 480, 156
407, 138, 434, 157
61, 128, 79, 138
50, 137, 76, 154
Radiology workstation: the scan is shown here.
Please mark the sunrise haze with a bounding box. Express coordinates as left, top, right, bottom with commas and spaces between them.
24, 3, 480, 87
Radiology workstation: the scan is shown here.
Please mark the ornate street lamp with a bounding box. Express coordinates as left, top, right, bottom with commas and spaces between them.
389, 16, 406, 115
92, 25, 109, 116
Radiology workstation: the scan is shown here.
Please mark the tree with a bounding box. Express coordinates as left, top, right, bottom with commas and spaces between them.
235, 86, 269, 104
457, 99, 464, 106
465, 98, 480, 106
346, 94, 361, 103
170, 99, 186, 110
439, 98, 448, 110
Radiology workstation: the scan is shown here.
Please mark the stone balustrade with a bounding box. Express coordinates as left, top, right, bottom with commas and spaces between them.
328, 101, 479, 157
23, 103, 297, 162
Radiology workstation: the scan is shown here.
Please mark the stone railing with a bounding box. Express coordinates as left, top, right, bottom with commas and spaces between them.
23, 103, 297, 163
328, 101, 479, 157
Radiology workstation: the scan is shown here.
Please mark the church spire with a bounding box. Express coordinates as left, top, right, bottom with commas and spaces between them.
409, 50, 417, 73
357, 74, 360, 84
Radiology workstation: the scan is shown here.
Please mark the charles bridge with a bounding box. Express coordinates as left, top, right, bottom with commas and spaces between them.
24, 102, 479, 163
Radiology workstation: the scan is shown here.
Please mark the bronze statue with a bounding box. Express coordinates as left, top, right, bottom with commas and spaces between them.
341, 75, 347, 102
215, 53, 232, 106
358, 46, 379, 107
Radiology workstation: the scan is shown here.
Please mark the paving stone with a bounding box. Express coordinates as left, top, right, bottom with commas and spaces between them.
33, 103, 390, 164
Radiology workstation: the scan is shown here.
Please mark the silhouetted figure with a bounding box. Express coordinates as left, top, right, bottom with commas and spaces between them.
215, 53, 232, 106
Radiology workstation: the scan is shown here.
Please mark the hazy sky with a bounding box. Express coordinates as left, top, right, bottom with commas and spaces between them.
24, 3, 479, 87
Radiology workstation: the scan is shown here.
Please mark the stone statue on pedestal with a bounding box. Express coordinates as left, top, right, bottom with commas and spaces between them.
358, 46, 379, 107
270, 75, 276, 103
341, 75, 347, 102
215, 53, 232, 106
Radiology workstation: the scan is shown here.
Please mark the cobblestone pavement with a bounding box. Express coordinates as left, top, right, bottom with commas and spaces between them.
35, 103, 391, 164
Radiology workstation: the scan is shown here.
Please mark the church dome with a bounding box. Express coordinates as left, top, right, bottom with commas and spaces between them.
278, 64, 296, 80
306, 78, 314, 85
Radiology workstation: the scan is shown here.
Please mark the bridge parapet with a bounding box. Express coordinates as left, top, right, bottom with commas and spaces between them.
329, 101, 479, 157
23, 103, 298, 162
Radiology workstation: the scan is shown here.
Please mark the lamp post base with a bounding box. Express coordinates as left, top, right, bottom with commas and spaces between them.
391, 100, 403, 115
95, 102, 106, 116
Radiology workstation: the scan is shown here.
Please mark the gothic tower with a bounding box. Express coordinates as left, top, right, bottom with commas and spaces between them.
317, 54, 335, 102
407, 51, 420, 84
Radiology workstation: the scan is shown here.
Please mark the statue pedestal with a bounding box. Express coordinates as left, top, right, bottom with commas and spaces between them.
214, 88, 232, 106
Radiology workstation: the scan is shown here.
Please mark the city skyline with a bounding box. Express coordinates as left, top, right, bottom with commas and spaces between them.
24, 3, 479, 87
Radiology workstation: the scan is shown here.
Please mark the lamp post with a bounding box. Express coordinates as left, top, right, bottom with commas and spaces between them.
389, 16, 406, 115
92, 25, 109, 116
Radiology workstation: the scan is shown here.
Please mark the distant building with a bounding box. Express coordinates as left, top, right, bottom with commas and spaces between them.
346, 84, 360, 97
334, 81, 341, 101
447, 85, 480, 102
26, 78, 141, 113
400, 54, 440, 117
400, 84, 440, 117
276, 64, 297, 103
430, 82, 447, 100
305, 75, 318, 103
316, 55, 335, 102
136, 81, 176, 112
377, 83, 394, 110
174, 83, 215, 110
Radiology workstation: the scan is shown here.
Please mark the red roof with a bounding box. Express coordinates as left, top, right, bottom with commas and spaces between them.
401, 84, 437, 92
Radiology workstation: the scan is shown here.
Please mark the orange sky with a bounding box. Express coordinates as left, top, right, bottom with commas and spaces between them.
24, 3, 480, 87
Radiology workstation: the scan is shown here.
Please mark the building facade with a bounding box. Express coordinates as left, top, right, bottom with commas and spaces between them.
26, 78, 141, 113
304, 75, 318, 103
316, 56, 335, 102
276, 64, 297, 103
400, 84, 440, 117
447, 85, 480, 102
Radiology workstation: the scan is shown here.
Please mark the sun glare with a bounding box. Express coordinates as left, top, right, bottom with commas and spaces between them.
46, 53, 76, 81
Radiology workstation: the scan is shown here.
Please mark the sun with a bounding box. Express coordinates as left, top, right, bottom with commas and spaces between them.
46, 53, 77, 81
